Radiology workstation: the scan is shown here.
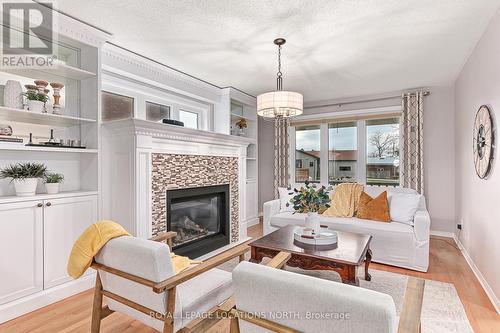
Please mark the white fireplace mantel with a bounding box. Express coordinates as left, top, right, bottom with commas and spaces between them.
101, 118, 252, 241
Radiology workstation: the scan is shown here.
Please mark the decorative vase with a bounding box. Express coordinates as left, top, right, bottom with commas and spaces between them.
4, 80, 23, 109
13, 178, 38, 196
27, 100, 45, 113
305, 212, 321, 233
45, 183, 60, 194
50, 82, 64, 114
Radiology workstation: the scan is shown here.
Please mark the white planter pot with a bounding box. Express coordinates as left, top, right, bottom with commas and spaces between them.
45, 183, 60, 194
13, 178, 38, 197
305, 212, 321, 232
27, 100, 45, 113
4, 80, 23, 109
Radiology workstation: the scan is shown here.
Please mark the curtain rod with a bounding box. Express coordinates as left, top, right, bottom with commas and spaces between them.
305, 91, 431, 110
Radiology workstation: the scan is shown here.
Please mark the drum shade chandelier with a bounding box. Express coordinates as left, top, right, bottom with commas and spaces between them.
257, 38, 303, 118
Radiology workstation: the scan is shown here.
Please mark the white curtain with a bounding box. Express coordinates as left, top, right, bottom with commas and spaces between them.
274, 116, 290, 198
401, 92, 424, 194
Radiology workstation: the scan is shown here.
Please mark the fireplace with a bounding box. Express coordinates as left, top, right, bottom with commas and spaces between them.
166, 184, 230, 258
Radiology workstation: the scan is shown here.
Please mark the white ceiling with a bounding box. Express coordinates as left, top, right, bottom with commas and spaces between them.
58, 0, 500, 102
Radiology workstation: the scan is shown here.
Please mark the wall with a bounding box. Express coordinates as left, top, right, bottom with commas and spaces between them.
454, 8, 500, 309
257, 87, 457, 234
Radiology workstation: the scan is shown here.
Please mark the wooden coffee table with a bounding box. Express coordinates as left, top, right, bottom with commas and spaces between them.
249, 225, 373, 286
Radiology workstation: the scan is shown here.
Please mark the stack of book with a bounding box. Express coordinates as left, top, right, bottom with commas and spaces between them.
0, 136, 23, 143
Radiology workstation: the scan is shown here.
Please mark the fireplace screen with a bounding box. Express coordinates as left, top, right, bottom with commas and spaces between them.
166, 185, 230, 257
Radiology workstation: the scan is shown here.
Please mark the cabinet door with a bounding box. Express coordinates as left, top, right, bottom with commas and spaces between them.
0, 201, 43, 304
43, 195, 98, 289
245, 180, 258, 220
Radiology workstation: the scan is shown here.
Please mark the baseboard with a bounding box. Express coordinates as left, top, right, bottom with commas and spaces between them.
452, 235, 500, 314
430, 230, 455, 238
246, 217, 260, 228
0, 273, 96, 323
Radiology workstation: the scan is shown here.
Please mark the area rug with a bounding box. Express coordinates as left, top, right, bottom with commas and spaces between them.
218, 257, 473, 333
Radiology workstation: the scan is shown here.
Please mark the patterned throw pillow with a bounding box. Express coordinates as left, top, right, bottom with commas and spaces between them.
356, 191, 391, 222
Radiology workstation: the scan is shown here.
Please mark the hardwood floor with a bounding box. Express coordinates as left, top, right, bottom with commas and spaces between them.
1, 222, 499, 333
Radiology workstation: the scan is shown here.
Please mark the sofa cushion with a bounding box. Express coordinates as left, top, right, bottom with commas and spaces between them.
278, 187, 294, 213
356, 191, 391, 222
389, 192, 422, 225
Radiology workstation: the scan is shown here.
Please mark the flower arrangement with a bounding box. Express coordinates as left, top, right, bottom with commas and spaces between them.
286, 180, 332, 214
235, 118, 247, 129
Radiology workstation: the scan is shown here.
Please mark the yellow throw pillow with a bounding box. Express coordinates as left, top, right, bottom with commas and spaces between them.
356, 191, 391, 222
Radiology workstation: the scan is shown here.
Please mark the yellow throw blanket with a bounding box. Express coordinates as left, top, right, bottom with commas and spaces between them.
67, 220, 130, 279
67, 220, 202, 279
322, 183, 364, 217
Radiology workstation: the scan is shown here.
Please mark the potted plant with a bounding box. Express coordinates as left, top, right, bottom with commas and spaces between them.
23, 91, 48, 113
44, 172, 64, 194
0, 163, 47, 196
287, 181, 332, 232
235, 118, 247, 136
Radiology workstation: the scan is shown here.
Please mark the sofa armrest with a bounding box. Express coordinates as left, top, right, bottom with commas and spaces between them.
413, 209, 430, 243
263, 199, 281, 234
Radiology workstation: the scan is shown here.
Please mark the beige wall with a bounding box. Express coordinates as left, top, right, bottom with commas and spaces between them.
454, 7, 500, 308
258, 88, 457, 234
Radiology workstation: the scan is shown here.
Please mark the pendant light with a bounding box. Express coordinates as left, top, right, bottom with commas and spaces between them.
257, 38, 303, 118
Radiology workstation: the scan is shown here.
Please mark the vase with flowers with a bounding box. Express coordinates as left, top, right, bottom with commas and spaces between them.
24, 91, 49, 113
287, 181, 332, 232
235, 118, 247, 136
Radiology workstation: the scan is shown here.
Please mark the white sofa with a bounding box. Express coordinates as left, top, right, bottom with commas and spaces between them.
263, 186, 430, 272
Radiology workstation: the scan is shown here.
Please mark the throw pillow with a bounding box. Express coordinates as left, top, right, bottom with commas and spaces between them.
278, 187, 294, 213
389, 192, 421, 225
356, 191, 391, 222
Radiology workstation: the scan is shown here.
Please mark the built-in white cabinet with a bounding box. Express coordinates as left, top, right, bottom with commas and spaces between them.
43, 195, 98, 288
0, 201, 43, 305
0, 194, 97, 305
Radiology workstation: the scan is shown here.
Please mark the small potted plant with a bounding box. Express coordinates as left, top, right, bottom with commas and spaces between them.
287, 181, 332, 232
23, 91, 49, 113
44, 172, 64, 194
0, 163, 47, 196
235, 118, 247, 136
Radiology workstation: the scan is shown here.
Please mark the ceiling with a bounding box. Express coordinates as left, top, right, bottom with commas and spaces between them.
57, 0, 500, 102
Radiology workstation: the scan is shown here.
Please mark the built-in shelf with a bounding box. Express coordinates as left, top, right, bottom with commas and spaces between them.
246, 158, 257, 161
0, 144, 98, 154
3, 62, 96, 84
0, 190, 98, 204
230, 113, 256, 121
0, 106, 96, 127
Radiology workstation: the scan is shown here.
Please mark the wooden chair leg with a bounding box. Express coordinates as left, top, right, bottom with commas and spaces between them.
230, 316, 240, 333
91, 272, 103, 333
163, 287, 176, 333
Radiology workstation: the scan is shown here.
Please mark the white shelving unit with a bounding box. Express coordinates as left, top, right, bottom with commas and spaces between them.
228, 91, 259, 228
2, 62, 96, 85
0, 107, 96, 127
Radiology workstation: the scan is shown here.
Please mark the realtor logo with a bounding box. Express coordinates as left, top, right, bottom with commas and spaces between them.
1, 1, 56, 68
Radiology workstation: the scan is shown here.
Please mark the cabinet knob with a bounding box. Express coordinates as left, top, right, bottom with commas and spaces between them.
46, 202, 52, 207
37, 203, 43, 208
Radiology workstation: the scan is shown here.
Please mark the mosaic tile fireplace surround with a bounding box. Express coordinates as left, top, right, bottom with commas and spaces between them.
151, 153, 240, 246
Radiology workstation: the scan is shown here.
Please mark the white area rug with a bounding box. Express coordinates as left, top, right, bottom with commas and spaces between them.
218, 258, 473, 333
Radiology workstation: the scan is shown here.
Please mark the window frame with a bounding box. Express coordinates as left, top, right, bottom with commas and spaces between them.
290, 112, 401, 186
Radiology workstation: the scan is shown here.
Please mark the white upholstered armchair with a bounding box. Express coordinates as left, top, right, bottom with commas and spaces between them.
90, 232, 250, 333
230, 259, 425, 333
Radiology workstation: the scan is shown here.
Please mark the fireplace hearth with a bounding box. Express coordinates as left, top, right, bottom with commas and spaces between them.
166, 184, 230, 258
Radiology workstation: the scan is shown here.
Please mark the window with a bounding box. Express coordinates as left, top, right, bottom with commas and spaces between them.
366, 118, 400, 186
328, 122, 357, 185
295, 125, 321, 183
292, 116, 401, 186
179, 110, 199, 129
102, 91, 134, 121
145, 101, 170, 122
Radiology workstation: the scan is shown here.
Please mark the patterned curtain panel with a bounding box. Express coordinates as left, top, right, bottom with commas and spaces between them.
274, 115, 290, 198
401, 92, 424, 194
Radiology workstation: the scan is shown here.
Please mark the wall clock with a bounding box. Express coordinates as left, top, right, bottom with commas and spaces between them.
473, 105, 494, 179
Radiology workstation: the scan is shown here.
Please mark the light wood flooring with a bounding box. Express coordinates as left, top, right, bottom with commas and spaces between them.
1, 222, 499, 333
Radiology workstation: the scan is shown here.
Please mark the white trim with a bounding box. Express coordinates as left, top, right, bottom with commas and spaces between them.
291, 105, 402, 123
430, 230, 456, 238
0, 273, 95, 323
357, 120, 367, 184
452, 235, 500, 314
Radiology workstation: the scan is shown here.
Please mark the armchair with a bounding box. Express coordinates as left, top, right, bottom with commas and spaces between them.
229, 260, 425, 333
90, 231, 250, 333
